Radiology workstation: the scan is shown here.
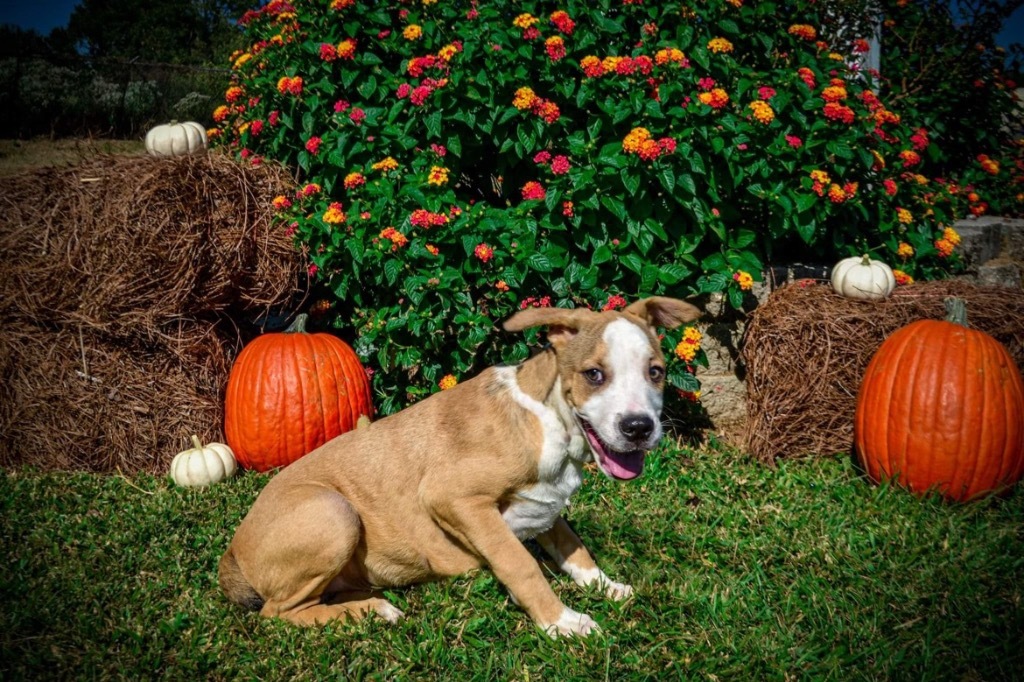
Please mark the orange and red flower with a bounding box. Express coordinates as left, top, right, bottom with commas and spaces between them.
545, 36, 566, 61
708, 37, 734, 54
323, 202, 347, 224
823, 102, 855, 124
788, 24, 818, 40
428, 166, 449, 185
474, 243, 495, 263
698, 88, 730, 109
522, 181, 547, 201
733, 271, 754, 290
276, 75, 303, 96
550, 10, 575, 34
748, 100, 774, 124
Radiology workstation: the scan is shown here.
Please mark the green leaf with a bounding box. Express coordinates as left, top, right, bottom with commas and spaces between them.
669, 371, 700, 392
564, 261, 583, 285
658, 263, 691, 285
424, 111, 442, 139
592, 245, 614, 265
635, 226, 654, 255
678, 172, 697, 196
517, 125, 535, 153
594, 14, 624, 33
732, 229, 756, 249
690, 153, 706, 176
384, 259, 402, 286
358, 74, 377, 99
641, 264, 659, 291
718, 19, 740, 35
795, 193, 818, 212
658, 168, 675, 193
698, 272, 730, 293
702, 253, 727, 271
601, 195, 627, 222
447, 135, 463, 157
621, 253, 644, 274
525, 252, 553, 272
621, 170, 641, 197
645, 219, 668, 242
728, 287, 745, 310
827, 141, 854, 160
797, 218, 818, 244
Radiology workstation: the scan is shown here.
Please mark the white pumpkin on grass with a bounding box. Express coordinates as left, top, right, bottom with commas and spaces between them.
170, 435, 236, 487
145, 121, 207, 157
831, 254, 896, 301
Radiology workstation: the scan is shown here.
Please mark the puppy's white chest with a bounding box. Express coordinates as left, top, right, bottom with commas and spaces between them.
495, 365, 587, 540
502, 459, 583, 540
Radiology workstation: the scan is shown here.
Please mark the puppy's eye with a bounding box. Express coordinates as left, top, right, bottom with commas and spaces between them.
648, 366, 665, 382
583, 368, 605, 385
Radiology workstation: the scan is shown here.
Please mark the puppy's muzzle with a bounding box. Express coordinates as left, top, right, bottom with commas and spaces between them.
618, 413, 655, 446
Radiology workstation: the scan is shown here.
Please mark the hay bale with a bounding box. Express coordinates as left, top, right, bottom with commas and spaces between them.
0, 152, 302, 341
0, 151, 304, 473
742, 280, 1024, 463
0, 324, 228, 473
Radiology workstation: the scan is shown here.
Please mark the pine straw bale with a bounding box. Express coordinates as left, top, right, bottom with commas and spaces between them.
0, 151, 302, 340
0, 150, 303, 473
742, 280, 1024, 463
0, 323, 230, 474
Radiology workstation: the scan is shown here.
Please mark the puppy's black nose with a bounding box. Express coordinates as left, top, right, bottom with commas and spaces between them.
619, 414, 654, 443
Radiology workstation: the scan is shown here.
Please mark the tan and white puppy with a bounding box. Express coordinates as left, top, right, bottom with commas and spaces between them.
219, 296, 700, 637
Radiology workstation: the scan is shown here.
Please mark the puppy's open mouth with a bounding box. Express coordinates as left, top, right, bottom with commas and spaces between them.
577, 417, 645, 481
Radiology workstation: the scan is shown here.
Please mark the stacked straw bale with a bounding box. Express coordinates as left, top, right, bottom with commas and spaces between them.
742, 280, 1024, 463
0, 152, 302, 473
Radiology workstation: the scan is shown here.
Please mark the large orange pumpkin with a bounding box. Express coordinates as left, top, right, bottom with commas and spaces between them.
854, 298, 1024, 502
224, 314, 374, 471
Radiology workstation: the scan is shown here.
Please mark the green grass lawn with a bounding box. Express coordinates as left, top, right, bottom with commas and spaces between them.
0, 138, 146, 176
2, 446, 1022, 681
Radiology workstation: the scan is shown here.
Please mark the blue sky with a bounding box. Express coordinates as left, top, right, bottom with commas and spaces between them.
2, 0, 1023, 49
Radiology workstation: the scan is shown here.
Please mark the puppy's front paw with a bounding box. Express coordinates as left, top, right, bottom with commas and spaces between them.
603, 579, 633, 601
541, 607, 601, 638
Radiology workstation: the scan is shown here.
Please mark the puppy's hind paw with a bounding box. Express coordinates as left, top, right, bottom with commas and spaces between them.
541, 608, 601, 639
372, 601, 406, 624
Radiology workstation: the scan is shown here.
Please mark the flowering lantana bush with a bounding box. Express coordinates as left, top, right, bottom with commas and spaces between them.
212, 0, 977, 413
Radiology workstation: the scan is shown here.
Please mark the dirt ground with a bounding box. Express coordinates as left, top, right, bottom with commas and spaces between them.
0, 138, 146, 177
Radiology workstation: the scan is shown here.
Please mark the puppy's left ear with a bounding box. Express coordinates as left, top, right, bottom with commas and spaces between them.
624, 296, 702, 330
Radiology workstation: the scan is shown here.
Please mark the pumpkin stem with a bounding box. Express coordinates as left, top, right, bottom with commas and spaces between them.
944, 297, 968, 327
190, 434, 203, 450
860, 254, 872, 265
285, 313, 310, 334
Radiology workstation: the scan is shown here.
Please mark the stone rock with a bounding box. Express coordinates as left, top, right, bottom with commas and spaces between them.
977, 259, 1022, 288
1002, 218, 1024, 261
954, 217, 1003, 270
693, 370, 747, 435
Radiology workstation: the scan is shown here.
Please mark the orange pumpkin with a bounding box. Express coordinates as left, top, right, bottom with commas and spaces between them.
224, 314, 374, 471
854, 298, 1024, 502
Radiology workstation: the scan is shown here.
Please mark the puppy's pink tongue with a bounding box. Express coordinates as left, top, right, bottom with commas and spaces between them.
601, 450, 645, 480
584, 427, 645, 480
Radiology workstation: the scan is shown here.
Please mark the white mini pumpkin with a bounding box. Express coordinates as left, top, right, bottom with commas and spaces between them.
170, 435, 237, 487
831, 254, 896, 301
145, 121, 207, 157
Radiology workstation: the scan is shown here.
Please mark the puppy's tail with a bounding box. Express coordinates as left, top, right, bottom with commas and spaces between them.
218, 547, 265, 612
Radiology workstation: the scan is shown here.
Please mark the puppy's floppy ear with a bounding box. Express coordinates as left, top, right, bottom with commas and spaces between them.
624, 296, 702, 330
503, 307, 598, 348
